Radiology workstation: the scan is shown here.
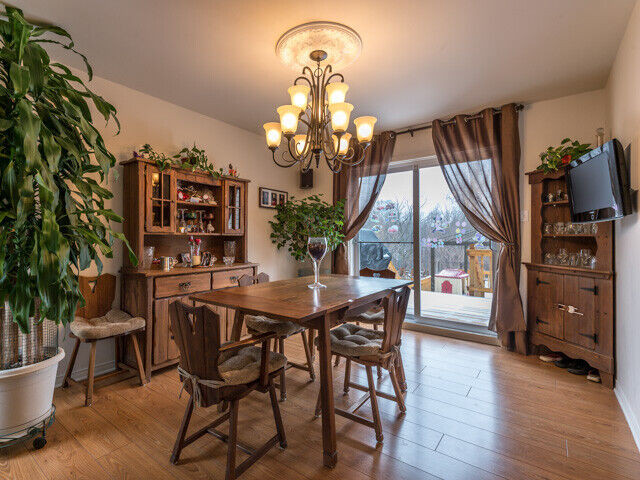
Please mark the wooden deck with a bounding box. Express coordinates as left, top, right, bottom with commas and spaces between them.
409, 290, 492, 327
2, 330, 639, 480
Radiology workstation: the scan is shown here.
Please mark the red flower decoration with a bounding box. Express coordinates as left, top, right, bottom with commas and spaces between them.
195, 238, 201, 245
561, 154, 572, 165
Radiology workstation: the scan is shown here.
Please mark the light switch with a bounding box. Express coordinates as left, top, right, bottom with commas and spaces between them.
520, 210, 529, 222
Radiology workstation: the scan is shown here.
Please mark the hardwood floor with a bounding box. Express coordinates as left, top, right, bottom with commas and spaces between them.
2, 331, 639, 480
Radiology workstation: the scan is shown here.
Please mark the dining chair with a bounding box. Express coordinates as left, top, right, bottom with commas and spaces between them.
342, 267, 397, 377
237, 273, 315, 401
314, 286, 410, 443
61, 274, 146, 406
169, 302, 287, 480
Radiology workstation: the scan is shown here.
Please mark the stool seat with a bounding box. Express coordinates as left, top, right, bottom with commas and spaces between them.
347, 307, 384, 325
218, 346, 287, 386
71, 309, 145, 340
315, 323, 383, 358
245, 315, 304, 337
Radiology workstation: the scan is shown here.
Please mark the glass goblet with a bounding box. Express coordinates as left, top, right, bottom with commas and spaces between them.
307, 237, 328, 289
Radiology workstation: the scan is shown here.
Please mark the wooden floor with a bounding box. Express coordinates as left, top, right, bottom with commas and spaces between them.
2, 330, 639, 480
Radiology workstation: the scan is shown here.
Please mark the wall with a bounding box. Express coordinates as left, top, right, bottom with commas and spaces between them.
605, 0, 640, 451
56, 72, 309, 384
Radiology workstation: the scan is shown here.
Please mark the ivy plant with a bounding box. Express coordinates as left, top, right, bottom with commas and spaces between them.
139, 143, 172, 171
173, 144, 221, 177
0, 6, 136, 332
537, 138, 592, 173
269, 194, 345, 261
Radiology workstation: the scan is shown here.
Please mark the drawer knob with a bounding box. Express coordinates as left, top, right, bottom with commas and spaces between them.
179, 281, 192, 290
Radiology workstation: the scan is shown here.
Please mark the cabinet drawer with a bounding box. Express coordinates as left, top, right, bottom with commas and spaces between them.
155, 273, 211, 298
212, 268, 254, 289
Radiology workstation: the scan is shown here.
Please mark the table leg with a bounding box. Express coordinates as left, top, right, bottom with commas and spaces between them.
230, 309, 246, 341
316, 312, 337, 468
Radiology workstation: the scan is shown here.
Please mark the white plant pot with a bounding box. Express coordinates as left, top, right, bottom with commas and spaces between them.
0, 347, 64, 439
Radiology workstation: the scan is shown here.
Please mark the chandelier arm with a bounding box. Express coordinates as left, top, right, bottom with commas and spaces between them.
337, 143, 370, 167
272, 148, 300, 168
320, 124, 338, 159
294, 75, 313, 89
286, 136, 303, 162
325, 73, 345, 86
324, 154, 343, 173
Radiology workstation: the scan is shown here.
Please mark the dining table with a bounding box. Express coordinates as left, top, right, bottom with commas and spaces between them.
190, 273, 412, 468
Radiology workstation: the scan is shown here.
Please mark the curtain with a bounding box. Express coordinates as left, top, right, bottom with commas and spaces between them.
432, 104, 526, 352
332, 131, 396, 274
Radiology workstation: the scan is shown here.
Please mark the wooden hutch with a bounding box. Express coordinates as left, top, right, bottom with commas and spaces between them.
524, 167, 615, 388
119, 158, 257, 380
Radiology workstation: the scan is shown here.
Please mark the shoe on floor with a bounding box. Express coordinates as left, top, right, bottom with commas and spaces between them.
553, 357, 572, 369
567, 360, 590, 375
539, 353, 563, 363
587, 369, 601, 383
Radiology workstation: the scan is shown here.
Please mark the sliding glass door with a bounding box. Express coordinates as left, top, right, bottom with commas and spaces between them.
356, 158, 497, 333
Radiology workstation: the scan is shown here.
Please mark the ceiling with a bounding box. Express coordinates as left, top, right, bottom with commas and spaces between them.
15, 0, 636, 133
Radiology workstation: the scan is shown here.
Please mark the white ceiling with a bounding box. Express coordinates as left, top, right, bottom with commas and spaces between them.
15, 0, 636, 133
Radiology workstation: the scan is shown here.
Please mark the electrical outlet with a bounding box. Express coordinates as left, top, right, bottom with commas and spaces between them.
520, 210, 529, 222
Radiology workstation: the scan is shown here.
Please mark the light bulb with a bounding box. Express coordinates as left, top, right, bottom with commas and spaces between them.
328, 102, 353, 133
326, 82, 349, 105
277, 105, 302, 134
263, 122, 282, 148
354, 116, 377, 142
332, 133, 352, 155
288, 85, 310, 110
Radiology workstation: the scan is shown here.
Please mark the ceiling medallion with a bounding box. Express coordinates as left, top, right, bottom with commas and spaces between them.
264, 22, 376, 173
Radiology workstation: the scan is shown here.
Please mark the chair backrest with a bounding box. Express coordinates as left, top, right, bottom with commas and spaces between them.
169, 301, 223, 408
76, 274, 116, 319
359, 268, 396, 279
237, 272, 270, 287
380, 287, 411, 354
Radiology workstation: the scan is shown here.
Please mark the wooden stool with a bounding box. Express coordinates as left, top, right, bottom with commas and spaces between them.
61, 274, 147, 406
238, 273, 315, 401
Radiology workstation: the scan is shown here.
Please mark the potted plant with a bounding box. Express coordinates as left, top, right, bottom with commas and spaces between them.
0, 7, 135, 446
269, 194, 344, 275
537, 138, 592, 173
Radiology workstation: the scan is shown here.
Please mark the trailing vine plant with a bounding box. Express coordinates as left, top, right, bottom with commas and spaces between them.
137, 143, 222, 177
0, 6, 137, 332
269, 194, 345, 261
538, 138, 592, 173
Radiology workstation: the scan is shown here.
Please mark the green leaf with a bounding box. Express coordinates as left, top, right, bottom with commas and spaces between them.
9, 61, 30, 95
15, 99, 42, 169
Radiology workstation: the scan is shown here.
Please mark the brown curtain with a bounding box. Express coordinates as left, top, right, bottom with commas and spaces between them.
332, 131, 396, 274
432, 104, 526, 352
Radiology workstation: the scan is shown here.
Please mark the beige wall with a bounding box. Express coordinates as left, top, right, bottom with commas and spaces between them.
606, 0, 640, 449
57, 72, 314, 383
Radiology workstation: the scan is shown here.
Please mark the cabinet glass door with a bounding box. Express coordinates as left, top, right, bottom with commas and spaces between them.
224, 180, 244, 234
146, 167, 174, 232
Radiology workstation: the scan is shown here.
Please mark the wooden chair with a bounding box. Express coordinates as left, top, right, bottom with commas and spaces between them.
169, 302, 287, 480
62, 274, 146, 406
314, 286, 410, 442
237, 273, 315, 401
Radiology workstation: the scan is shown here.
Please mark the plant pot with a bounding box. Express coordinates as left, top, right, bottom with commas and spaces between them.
0, 347, 64, 440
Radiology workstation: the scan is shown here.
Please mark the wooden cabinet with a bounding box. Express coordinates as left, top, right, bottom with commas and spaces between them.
120, 158, 255, 380
525, 167, 615, 388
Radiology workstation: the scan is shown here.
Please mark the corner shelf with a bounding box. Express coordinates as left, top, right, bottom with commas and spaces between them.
542, 200, 569, 207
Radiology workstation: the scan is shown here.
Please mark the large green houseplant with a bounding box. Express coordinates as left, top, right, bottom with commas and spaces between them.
269, 194, 345, 261
0, 6, 135, 333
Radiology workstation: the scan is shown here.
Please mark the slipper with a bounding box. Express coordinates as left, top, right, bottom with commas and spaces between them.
553, 357, 572, 369
587, 369, 601, 383
567, 360, 590, 375
539, 353, 563, 363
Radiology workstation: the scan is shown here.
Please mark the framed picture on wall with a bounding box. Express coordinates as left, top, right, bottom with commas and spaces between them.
259, 187, 288, 209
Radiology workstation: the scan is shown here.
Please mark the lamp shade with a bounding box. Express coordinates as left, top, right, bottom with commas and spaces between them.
277, 105, 302, 134
332, 133, 352, 155
288, 85, 310, 110
354, 116, 377, 142
328, 102, 353, 133
293, 134, 307, 155
326, 82, 349, 105
263, 122, 282, 148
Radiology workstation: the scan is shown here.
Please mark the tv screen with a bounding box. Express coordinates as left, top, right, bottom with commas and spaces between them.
566, 138, 632, 223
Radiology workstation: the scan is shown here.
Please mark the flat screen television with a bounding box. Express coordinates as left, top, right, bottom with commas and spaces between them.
566, 138, 632, 223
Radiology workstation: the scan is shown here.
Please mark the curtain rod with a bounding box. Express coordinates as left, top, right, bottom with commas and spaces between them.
393, 104, 525, 137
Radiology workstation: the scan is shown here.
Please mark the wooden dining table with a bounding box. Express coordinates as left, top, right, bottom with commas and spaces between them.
190, 273, 412, 468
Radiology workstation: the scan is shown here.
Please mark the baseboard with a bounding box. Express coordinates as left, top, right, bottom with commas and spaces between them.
55, 360, 116, 388
615, 386, 640, 453
403, 321, 500, 346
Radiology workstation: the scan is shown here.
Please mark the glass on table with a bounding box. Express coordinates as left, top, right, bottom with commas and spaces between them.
307, 237, 328, 289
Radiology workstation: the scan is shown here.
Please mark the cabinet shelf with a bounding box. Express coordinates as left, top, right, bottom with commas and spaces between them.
176, 201, 219, 207
542, 200, 569, 206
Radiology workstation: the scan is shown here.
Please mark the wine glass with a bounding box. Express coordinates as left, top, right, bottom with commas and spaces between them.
307, 237, 328, 289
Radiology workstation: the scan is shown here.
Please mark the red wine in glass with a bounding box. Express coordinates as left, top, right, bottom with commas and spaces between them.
308, 242, 327, 261
307, 237, 327, 288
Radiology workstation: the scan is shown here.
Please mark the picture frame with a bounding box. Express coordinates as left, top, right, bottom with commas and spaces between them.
259, 187, 288, 209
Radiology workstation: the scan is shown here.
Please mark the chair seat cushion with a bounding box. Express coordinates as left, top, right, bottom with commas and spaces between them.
347, 307, 384, 325
218, 346, 287, 385
245, 315, 304, 337
71, 309, 145, 340
315, 323, 384, 358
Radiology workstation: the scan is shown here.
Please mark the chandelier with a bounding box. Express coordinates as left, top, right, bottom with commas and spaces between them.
263, 22, 377, 173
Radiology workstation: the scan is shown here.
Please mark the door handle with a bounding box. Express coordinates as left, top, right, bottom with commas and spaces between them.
557, 303, 567, 311
579, 332, 597, 344
536, 278, 550, 286
535, 317, 549, 325
179, 281, 192, 290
